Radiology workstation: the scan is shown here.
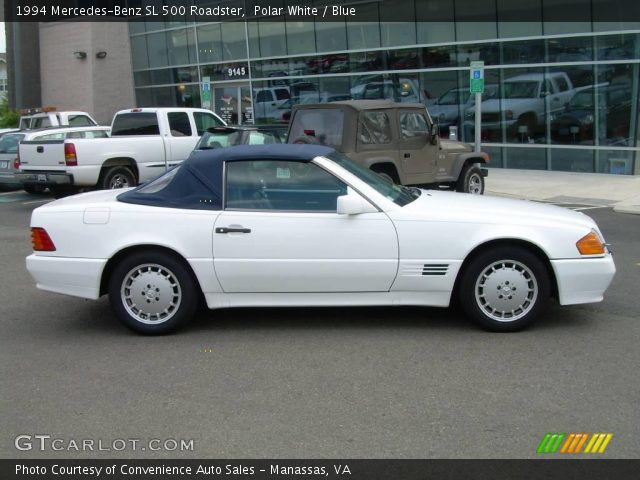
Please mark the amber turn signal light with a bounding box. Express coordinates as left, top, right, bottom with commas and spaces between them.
576, 231, 605, 255
31, 227, 56, 251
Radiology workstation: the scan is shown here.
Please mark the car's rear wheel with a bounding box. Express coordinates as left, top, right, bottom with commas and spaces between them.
108, 251, 199, 334
459, 247, 550, 331
23, 184, 46, 194
100, 166, 136, 190
456, 164, 484, 194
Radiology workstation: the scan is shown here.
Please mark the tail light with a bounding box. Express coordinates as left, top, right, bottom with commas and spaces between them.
13, 153, 20, 171
64, 143, 77, 166
31, 227, 56, 251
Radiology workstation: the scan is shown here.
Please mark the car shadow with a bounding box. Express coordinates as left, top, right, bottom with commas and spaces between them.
64, 297, 596, 336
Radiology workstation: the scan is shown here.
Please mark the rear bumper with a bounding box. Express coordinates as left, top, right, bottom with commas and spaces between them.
551, 254, 616, 305
0, 172, 21, 186
16, 172, 73, 186
26, 254, 107, 300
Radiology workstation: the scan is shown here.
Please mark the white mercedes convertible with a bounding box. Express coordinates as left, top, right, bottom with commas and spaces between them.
27, 144, 615, 334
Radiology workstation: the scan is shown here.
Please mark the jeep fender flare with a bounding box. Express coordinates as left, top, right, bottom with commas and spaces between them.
451, 152, 490, 180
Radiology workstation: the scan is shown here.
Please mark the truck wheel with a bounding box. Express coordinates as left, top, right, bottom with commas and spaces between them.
100, 166, 136, 190
456, 165, 484, 194
108, 250, 199, 335
23, 184, 46, 194
458, 246, 550, 332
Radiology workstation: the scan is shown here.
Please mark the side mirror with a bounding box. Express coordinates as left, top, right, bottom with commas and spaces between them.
337, 192, 377, 215
429, 123, 439, 145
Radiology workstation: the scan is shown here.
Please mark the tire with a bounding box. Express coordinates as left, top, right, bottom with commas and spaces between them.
291, 135, 320, 145
370, 164, 401, 184
100, 166, 136, 190
517, 113, 537, 136
108, 250, 199, 335
458, 247, 550, 332
23, 184, 46, 194
456, 164, 484, 194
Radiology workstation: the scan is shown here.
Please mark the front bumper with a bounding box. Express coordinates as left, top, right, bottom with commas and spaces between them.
16, 172, 73, 186
551, 254, 616, 305
26, 254, 107, 300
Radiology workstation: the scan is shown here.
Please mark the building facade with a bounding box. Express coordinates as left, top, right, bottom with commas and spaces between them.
128, 0, 640, 175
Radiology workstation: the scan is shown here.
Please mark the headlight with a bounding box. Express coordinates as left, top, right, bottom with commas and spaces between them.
576, 229, 605, 255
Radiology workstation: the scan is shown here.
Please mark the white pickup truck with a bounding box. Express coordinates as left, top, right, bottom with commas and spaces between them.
17, 108, 225, 197
463, 72, 577, 140
19, 110, 98, 129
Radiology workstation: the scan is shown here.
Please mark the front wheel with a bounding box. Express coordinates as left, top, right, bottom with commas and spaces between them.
458, 247, 550, 332
456, 164, 484, 194
108, 251, 199, 334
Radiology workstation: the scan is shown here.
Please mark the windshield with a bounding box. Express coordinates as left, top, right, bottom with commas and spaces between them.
503, 81, 539, 99
196, 131, 243, 149
0, 134, 25, 154
327, 151, 419, 207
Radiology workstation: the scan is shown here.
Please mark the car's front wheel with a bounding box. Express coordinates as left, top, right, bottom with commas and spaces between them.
456, 164, 484, 194
459, 247, 550, 331
108, 251, 199, 334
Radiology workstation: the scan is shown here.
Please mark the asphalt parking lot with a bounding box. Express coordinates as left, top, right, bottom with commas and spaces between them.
1, 188, 639, 459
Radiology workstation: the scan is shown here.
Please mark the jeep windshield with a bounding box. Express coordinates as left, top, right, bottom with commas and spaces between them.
327, 151, 419, 207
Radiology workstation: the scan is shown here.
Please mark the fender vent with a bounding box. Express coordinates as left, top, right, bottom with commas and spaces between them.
422, 264, 449, 276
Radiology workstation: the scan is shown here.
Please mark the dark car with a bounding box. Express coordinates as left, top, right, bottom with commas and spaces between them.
193, 125, 288, 151
551, 85, 633, 144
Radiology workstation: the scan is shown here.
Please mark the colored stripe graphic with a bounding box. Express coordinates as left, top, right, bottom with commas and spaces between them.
537, 433, 565, 453
584, 433, 613, 453
539, 433, 612, 454
560, 433, 589, 454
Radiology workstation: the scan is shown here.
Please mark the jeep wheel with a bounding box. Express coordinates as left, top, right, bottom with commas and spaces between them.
456, 165, 484, 194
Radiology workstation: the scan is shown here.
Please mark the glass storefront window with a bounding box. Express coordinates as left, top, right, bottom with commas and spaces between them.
286, 22, 316, 56
503, 147, 547, 170
315, 22, 348, 53
550, 148, 594, 172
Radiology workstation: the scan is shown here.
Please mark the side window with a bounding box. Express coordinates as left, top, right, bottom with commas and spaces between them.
275, 89, 290, 100
66, 131, 84, 139
68, 115, 93, 126
33, 117, 51, 128
399, 112, 428, 139
555, 76, 569, 92
256, 90, 274, 103
225, 160, 348, 212
168, 112, 192, 137
111, 113, 160, 135
34, 133, 65, 140
193, 112, 224, 136
359, 111, 392, 144
76, 130, 109, 139
542, 80, 554, 96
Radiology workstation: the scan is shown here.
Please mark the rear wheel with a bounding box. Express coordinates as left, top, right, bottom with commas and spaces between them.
370, 164, 401, 184
456, 164, 484, 194
459, 247, 550, 332
23, 184, 46, 194
108, 251, 199, 335
100, 166, 136, 190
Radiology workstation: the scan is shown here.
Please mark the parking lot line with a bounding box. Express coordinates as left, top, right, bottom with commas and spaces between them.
22, 199, 52, 205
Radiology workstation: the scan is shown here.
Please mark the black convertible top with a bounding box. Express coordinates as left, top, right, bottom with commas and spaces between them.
117, 144, 335, 211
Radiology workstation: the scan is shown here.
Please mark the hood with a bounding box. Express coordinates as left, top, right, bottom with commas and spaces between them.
439, 139, 473, 152
400, 189, 596, 231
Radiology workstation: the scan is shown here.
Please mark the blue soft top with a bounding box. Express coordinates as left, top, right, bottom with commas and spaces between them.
117, 144, 336, 211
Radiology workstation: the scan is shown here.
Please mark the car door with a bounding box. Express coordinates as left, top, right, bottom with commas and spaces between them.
213, 159, 398, 293
397, 110, 437, 174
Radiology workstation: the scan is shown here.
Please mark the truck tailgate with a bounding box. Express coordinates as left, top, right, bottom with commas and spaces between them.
19, 140, 67, 171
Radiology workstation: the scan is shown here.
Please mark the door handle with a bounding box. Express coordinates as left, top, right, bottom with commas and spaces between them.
37, 146, 44, 153
404, 153, 411, 158
215, 227, 251, 234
